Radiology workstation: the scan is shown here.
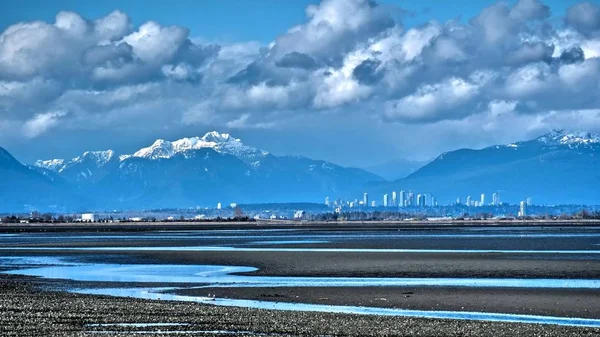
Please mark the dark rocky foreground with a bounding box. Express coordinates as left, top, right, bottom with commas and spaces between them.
1, 276, 600, 337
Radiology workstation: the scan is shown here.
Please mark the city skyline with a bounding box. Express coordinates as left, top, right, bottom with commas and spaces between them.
324, 191, 533, 209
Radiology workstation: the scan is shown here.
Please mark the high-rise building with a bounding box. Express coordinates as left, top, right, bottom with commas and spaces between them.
492, 192, 498, 206
407, 192, 415, 206
466, 196, 472, 207
456, 197, 461, 205
217, 202, 222, 210
399, 191, 406, 208
417, 194, 425, 207
480, 194, 485, 206
526, 197, 532, 206
325, 197, 330, 207
363, 193, 369, 207
431, 196, 437, 207
371, 200, 376, 207
392, 192, 397, 207
519, 201, 527, 217
383, 194, 389, 207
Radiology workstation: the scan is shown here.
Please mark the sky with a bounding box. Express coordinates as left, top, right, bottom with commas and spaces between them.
2, 0, 600, 167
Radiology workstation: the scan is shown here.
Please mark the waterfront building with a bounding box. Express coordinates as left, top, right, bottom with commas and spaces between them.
526, 197, 532, 206
325, 197, 330, 207
480, 194, 485, 206
383, 194, 389, 207
466, 196, 472, 207
363, 193, 369, 207
81, 213, 96, 222
371, 200, 376, 207
392, 192, 397, 207
519, 201, 527, 217
217, 202, 222, 210
399, 191, 406, 208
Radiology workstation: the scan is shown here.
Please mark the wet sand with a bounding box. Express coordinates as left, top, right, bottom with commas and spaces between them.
176, 286, 600, 319
2, 275, 600, 337
2, 224, 600, 335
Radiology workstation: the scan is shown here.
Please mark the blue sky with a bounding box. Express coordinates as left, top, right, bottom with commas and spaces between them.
2, 0, 600, 167
1, 0, 588, 43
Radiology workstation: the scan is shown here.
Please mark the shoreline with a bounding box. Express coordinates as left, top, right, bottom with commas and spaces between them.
2, 219, 600, 233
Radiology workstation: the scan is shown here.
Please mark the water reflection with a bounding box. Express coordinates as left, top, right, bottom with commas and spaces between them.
4, 258, 600, 289
77, 287, 600, 328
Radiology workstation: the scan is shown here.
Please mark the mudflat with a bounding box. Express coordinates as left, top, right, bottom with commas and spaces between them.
2, 223, 600, 336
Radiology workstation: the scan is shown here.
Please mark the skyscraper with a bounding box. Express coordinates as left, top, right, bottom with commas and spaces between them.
431, 196, 437, 207
456, 197, 461, 205
392, 192, 397, 207
526, 197, 532, 206
492, 192, 498, 206
363, 193, 369, 207
383, 194, 389, 207
480, 194, 485, 206
519, 201, 527, 217
466, 196, 472, 207
408, 192, 415, 206
399, 190, 406, 208
325, 197, 330, 207
371, 200, 376, 207
417, 194, 425, 207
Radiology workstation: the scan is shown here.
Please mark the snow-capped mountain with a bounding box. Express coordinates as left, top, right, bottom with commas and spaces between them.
132, 132, 267, 162
370, 129, 600, 205
35, 150, 116, 172
30, 131, 382, 209
536, 129, 600, 147
34, 159, 65, 171
35, 132, 268, 172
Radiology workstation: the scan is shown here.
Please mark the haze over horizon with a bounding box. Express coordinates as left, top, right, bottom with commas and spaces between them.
2, 0, 600, 168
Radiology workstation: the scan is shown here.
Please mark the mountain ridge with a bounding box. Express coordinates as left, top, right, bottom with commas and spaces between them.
372, 129, 600, 205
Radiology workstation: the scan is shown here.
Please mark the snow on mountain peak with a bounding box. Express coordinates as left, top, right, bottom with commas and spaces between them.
132, 131, 268, 161
538, 129, 600, 146
200, 131, 236, 143
35, 150, 115, 172
35, 132, 268, 171
133, 139, 175, 159
34, 159, 65, 171
75, 150, 115, 165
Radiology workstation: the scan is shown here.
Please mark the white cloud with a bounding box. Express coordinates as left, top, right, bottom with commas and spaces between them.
384, 77, 479, 122
2, 0, 600, 153
22, 110, 67, 138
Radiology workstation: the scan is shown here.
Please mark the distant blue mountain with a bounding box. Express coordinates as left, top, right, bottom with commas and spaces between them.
364, 157, 428, 180
0, 147, 86, 212
30, 132, 383, 210
368, 130, 600, 205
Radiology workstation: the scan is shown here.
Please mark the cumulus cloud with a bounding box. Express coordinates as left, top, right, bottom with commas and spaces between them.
2, 0, 600, 160
566, 2, 600, 37
22, 110, 68, 138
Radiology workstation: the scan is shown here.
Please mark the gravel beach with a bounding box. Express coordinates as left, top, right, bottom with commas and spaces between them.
2, 275, 600, 337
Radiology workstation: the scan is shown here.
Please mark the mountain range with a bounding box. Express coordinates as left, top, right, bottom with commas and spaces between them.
0, 129, 598, 212
16, 131, 383, 211
368, 130, 600, 205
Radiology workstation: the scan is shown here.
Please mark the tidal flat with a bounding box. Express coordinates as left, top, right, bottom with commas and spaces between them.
2, 223, 600, 336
